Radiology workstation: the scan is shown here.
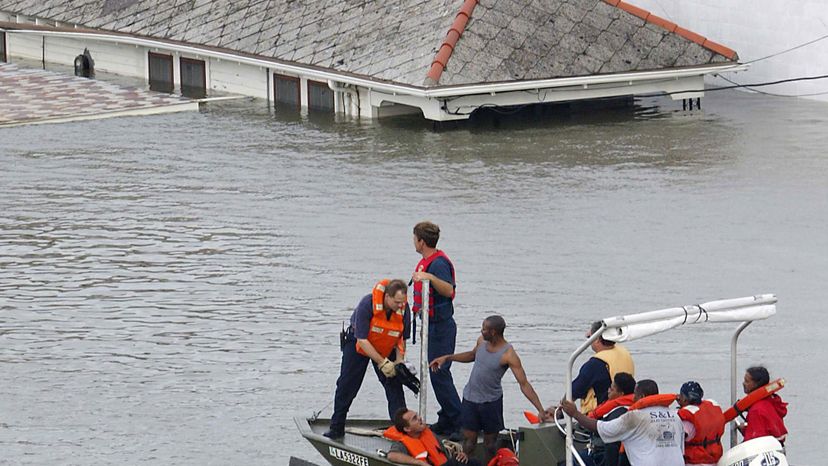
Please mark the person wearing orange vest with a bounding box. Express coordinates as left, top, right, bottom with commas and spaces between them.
561, 379, 685, 466
411, 221, 462, 437
588, 372, 636, 466
385, 408, 482, 466
676, 381, 725, 466
324, 279, 411, 440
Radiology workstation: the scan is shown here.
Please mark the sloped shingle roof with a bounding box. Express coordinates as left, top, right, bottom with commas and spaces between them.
0, 0, 738, 88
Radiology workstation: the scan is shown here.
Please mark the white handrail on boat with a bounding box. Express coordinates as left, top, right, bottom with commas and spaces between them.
563, 294, 777, 466
419, 280, 430, 423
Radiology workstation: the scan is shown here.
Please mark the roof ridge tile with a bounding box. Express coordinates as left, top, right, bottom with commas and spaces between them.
603, 0, 737, 60
425, 0, 479, 86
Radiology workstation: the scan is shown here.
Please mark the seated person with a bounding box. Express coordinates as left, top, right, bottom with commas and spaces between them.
561, 379, 685, 466
676, 381, 725, 466
385, 408, 481, 466
589, 372, 635, 466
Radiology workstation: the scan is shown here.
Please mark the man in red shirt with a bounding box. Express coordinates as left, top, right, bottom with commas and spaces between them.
740, 366, 788, 445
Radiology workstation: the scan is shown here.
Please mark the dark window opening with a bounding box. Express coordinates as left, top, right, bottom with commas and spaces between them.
308, 80, 334, 112
0, 32, 6, 63
273, 74, 300, 110
148, 52, 173, 93
180, 57, 206, 99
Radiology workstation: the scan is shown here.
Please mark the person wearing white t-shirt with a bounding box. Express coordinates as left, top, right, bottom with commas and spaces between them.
561, 379, 684, 466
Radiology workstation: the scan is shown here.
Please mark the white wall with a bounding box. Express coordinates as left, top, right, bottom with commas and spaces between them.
630, 0, 828, 102
211, 59, 268, 99
46, 37, 144, 76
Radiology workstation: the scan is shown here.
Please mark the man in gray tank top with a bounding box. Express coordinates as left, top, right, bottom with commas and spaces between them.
430, 316, 549, 463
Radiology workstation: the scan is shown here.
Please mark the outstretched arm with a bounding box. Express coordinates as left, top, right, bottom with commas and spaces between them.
430, 336, 481, 371
560, 399, 599, 432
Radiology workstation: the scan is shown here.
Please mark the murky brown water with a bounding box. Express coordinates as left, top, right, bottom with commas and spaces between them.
1, 91, 826, 465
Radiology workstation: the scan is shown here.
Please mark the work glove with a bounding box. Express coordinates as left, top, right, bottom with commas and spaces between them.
379, 358, 397, 378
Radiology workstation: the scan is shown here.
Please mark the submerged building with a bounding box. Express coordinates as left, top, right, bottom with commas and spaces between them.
0, 0, 741, 121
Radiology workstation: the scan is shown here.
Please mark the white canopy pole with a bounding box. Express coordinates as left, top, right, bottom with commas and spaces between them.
565, 325, 604, 466
418, 280, 430, 423
730, 321, 751, 448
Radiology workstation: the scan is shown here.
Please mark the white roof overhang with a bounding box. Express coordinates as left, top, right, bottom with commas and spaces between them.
2, 27, 747, 101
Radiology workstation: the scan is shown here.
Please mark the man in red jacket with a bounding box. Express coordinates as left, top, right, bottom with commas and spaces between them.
740, 366, 788, 445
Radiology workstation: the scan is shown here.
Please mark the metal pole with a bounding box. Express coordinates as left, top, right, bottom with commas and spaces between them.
565, 324, 605, 466
730, 321, 751, 448
418, 280, 430, 422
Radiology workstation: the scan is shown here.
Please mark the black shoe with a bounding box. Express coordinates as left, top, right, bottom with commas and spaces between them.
323, 428, 344, 440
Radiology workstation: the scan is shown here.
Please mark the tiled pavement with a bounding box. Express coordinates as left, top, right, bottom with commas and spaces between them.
0, 63, 196, 126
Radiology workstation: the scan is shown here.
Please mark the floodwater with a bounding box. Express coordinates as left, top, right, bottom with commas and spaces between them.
1, 91, 826, 465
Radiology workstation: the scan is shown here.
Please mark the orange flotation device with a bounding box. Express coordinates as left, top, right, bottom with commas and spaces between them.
523, 411, 540, 424
723, 378, 785, 422
589, 393, 635, 419
487, 448, 519, 466
628, 393, 677, 411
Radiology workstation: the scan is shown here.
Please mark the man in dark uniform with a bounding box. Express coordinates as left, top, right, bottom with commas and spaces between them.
324, 279, 411, 439
411, 221, 462, 437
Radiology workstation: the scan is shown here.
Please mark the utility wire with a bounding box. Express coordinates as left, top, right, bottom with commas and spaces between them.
718, 75, 828, 98
743, 33, 828, 65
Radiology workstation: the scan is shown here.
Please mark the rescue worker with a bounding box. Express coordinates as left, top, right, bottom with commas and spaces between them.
324, 279, 410, 439
548, 321, 635, 416
385, 408, 482, 466
411, 221, 462, 437
676, 381, 725, 466
561, 379, 685, 466
739, 366, 788, 445
429, 316, 549, 463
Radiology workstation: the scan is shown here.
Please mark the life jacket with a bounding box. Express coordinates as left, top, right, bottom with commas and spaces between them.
412, 250, 455, 317
678, 400, 726, 464
580, 344, 635, 414
628, 393, 677, 411
723, 378, 785, 422
383, 425, 447, 466
355, 279, 406, 359
589, 393, 634, 419
487, 447, 519, 466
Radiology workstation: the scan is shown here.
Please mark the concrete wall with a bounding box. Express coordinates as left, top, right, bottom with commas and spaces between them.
630, 0, 828, 102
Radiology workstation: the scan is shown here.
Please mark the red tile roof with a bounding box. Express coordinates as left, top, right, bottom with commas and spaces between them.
606, 0, 738, 60
426, 0, 479, 85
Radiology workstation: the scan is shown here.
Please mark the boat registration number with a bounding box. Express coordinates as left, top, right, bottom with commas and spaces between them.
328, 446, 369, 466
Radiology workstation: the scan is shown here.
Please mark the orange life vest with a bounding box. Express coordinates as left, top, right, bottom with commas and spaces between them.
589, 393, 635, 419
628, 393, 676, 411
678, 400, 725, 464
355, 279, 405, 359
487, 447, 519, 466
412, 250, 455, 317
723, 378, 785, 422
383, 425, 448, 466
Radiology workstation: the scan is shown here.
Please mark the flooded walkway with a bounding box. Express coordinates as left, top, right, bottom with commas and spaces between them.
0, 63, 198, 127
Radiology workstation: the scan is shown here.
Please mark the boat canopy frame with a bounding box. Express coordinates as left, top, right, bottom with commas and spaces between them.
563, 293, 777, 466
